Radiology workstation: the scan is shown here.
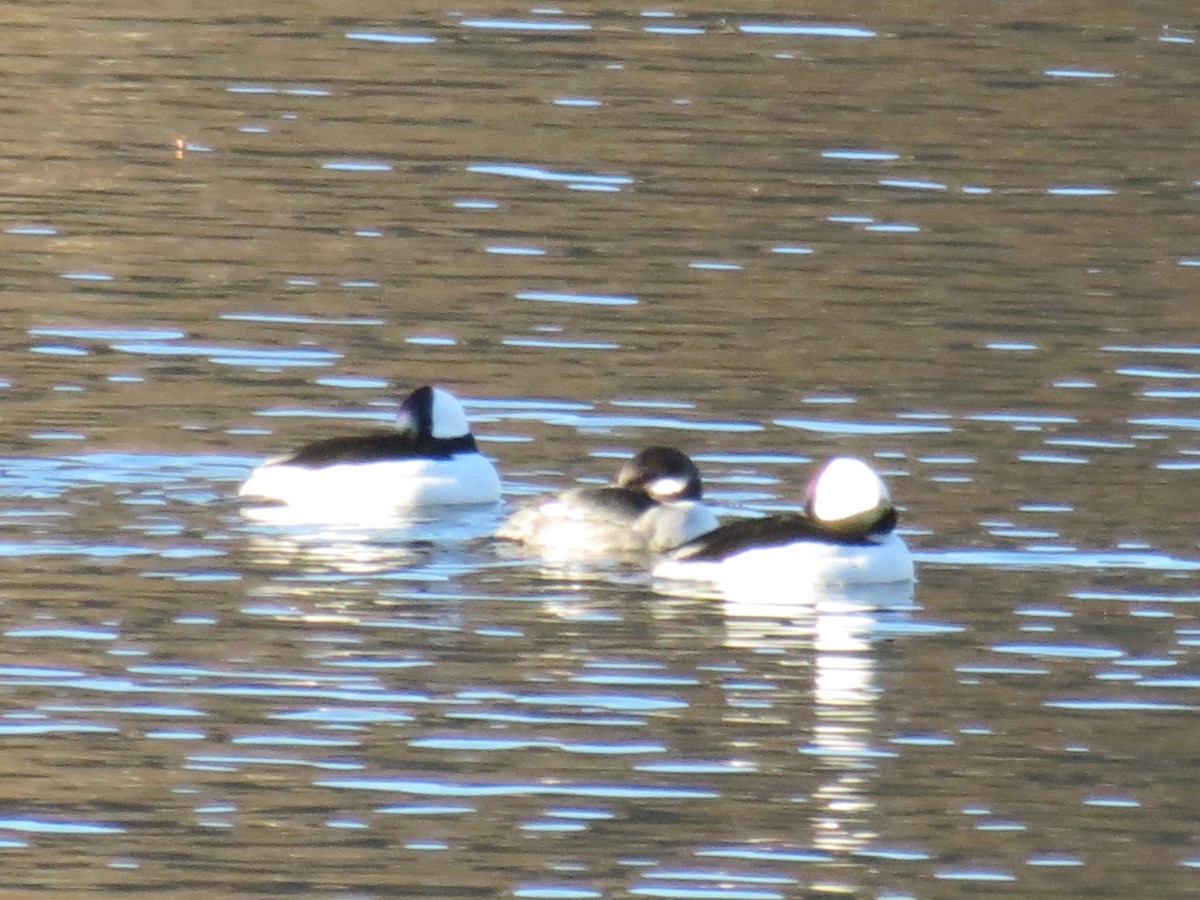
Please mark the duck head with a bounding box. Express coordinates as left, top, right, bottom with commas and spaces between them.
804, 456, 897, 538
617, 446, 705, 502
396, 386, 473, 441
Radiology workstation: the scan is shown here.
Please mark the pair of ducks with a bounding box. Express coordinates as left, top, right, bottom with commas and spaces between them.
238, 386, 915, 587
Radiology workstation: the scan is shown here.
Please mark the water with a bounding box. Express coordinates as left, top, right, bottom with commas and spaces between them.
1, 2, 1198, 896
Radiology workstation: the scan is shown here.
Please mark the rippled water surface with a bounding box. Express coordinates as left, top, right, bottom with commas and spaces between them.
2, 2, 1200, 897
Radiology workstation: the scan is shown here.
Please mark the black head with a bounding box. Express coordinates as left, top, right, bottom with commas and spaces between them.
616, 446, 704, 501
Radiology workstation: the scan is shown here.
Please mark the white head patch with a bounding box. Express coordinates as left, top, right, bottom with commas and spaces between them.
810, 457, 888, 523
647, 476, 690, 500
429, 387, 471, 439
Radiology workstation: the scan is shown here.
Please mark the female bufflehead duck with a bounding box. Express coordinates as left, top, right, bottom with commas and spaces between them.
238, 385, 501, 512
654, 456, 914, 588
498, 446, 719, 555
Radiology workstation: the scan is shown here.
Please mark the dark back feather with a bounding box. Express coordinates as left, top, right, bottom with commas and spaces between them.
568, 485, 659, 518
282, 431, 477, 468
673, 506, 896, 562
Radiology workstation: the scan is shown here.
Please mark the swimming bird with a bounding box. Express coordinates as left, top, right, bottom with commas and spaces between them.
498, 445, 719, 556
238, 385, 501, 513
653, 456, 913, 587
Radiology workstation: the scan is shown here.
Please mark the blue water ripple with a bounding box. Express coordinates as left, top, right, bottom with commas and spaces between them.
460, 19, 591, 32
740, 23, 875, 38
346, 31, 436, 44
694, 845, 835, 864
468, 162, 632, 188
513, 885, 603, 899
515, 290, 637, 306
0, 817, 124, 835
317, 775, 719, 799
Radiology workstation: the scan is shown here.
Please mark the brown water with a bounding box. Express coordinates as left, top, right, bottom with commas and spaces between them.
2, 3, 1200, 897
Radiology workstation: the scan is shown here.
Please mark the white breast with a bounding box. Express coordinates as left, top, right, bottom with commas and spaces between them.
635, 501, 720, 553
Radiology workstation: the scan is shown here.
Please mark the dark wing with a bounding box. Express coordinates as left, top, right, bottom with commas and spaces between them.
564, 486, 658, 518
670, 512, 885, 562
281, 431, 474, 467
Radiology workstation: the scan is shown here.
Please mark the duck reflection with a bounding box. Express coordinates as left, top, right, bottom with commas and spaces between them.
721, 581, 916, 858
237, 503, 503, 577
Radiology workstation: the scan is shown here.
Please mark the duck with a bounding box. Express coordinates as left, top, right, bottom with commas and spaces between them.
238, 385, 502, 513
653, 456, 914, 587
497, 446, 719, 556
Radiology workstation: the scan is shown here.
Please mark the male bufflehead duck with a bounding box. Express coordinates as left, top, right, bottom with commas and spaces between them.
653, 456, 914, 588
498, 446, 719, 555
238, 385, 501, 513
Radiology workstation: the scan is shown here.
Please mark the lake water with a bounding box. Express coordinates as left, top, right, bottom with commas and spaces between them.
2, 2, 1199, 897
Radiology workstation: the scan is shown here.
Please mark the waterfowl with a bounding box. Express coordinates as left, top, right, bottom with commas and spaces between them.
653, 456, 914, 587
498, 446, 719, 555
238, 385, 501, 513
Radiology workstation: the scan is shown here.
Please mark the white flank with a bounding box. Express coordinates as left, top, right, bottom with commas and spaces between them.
239, 453, 501, 515
654, 531, 914, 590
